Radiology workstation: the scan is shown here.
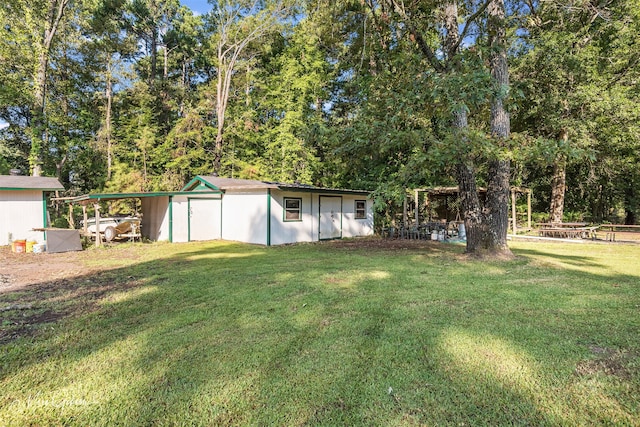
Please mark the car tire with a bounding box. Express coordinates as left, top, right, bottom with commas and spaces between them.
104, 226, 117, 242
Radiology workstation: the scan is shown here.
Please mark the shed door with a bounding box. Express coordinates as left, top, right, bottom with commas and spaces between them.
188, 198, 221, 241
319, 196, 342, 240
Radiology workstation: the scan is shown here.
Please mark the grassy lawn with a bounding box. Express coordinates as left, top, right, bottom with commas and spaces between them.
1, 239, 639, 426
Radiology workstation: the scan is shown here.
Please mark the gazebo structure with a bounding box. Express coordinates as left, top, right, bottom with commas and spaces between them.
406, 186, 532, 233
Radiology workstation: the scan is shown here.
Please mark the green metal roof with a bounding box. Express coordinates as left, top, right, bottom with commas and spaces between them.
70, 190, 221, 203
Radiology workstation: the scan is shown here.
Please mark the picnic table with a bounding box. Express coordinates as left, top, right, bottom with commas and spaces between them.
536, 222, 587, 229
538, 225, 598, 240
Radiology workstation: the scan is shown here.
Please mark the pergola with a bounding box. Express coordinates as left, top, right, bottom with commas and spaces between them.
406, 186, 532, 233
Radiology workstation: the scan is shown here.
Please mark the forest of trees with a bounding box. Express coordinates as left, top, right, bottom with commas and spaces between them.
1, 0, 639, 253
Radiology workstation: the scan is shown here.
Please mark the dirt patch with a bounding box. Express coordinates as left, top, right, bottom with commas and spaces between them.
575, 346, 638, 379
0, 245, 144, 344
328, 237, 462, 252
0, 246, 97, 293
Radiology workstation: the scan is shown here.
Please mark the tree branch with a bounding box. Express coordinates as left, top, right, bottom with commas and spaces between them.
384, 0, 444, 72
454, 0, 491, 55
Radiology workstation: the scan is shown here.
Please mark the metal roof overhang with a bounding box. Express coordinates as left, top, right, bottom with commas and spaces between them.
70, 190, 221, 204
184, 176, 372, 196
276, 185, 371, 196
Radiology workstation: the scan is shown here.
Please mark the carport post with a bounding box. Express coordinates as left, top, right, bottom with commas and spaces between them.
94, 203, 102, 247
82, 205, 88, 234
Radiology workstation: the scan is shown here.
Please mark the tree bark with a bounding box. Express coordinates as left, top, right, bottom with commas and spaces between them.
105, 60, 113, 180
549, 130, 568, 223
30, 0, 69, 176
483, 0, 512, 256
444, 1, 484, 253
549, 156, 566, 223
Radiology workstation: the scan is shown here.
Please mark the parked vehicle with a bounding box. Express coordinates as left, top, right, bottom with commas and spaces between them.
81, 216, 141, 241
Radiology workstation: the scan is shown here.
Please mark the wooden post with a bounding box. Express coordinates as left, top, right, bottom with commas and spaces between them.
527, 189, 532, 229
68, 203, 75, 229
94, 203, 102, 247
82, 205, 88, 234
415, 190, 420, 225
403, 193, 408, 226
511, 188, 517, 234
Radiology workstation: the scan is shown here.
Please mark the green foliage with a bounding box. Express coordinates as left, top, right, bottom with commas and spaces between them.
0, 0, 638, 225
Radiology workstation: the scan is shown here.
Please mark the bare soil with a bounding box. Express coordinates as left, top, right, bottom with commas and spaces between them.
0, 246, 97, 293
0, 245, 140, 344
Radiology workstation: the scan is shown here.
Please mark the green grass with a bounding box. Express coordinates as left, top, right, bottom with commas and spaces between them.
1, 239, 639, 426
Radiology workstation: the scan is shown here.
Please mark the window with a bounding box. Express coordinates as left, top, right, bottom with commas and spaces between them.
284, 198, 302, 221
355, 200, 367, 219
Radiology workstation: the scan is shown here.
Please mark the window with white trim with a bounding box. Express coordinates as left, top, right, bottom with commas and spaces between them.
284, 198, 302, 221
355, 200, 367, 219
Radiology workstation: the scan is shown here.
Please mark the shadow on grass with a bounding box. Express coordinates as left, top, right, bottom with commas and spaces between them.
514, 247, 603, 267
1, 240, 638, 425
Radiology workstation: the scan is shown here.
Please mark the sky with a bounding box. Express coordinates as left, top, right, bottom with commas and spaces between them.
181, 0, 212, 15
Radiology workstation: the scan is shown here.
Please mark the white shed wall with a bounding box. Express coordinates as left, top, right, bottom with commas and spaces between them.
140, 196, 170, 241
0, 190, 46, 245
341, 195, 374, 238
270, 190, 315, 245
221, 190, 268, 245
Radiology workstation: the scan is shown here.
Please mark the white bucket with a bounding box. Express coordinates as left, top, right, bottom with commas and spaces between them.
458, 223, 466, 239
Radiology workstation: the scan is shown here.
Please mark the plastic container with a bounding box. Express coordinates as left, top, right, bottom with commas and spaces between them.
12, 240, 26, 253
33, 243, 46, 254
26, 240, 37, 253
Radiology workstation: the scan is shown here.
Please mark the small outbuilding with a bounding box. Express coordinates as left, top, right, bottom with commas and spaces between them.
0, 174, 64, 246
73, 177, 374, 246
178, 176, 374, 245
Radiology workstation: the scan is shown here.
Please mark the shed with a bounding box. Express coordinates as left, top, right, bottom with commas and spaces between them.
0, 175, 64, 246
178, 176, 375, 245
70, 177, 373, 246
174, 176, 373, 246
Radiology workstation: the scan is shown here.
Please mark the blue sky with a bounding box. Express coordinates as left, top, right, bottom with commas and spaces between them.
181, 0, 212, 15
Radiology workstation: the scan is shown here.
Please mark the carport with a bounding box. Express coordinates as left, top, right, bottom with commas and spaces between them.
70, 189, 222, 246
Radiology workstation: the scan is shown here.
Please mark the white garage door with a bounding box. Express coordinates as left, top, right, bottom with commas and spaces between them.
188, 198, 221, 241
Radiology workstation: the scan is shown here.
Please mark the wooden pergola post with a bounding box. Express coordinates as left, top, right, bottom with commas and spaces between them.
511, 188, 517, 234
403, 193, 408, 226
527, 189, 532, 229
415, 189, 420, 225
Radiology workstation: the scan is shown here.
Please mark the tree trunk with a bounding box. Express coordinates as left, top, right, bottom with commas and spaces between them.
549, 130, 568, 223
150, 27, 158, 83
482, 0, 512, 257
30, 49, 48, 176
29, 0, 69, 176
105, 63, 113, 180
549, 157, 566, 223
443, 1, 484, 253
624, 180, 637, 225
